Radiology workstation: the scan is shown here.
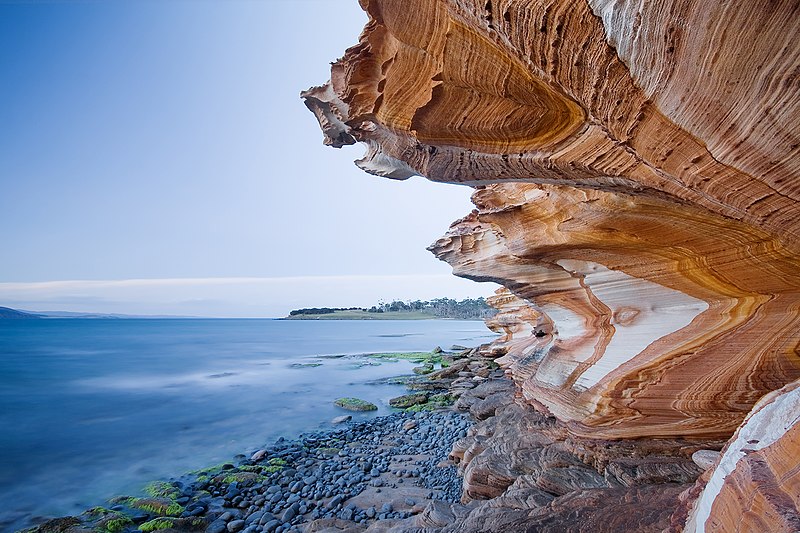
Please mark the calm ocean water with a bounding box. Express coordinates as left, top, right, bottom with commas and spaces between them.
0, 318, 495, 530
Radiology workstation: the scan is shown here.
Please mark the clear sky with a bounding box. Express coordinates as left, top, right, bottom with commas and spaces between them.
0, 0, 498, 317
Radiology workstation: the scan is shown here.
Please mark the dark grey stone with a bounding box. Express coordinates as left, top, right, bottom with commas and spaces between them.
281, 506, 296, 522
227, 520, 246, 533
207, 520, 228, 533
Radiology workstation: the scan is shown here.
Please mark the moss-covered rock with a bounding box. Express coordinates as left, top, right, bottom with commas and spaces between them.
97, 514, 132, 533
116, 497, 184, 517
213, 471, 265, 486
139, 517, 204, 532
24, 516, 82, 533
404, 392, 456, 413
412, 364, 435, 375
388, 393, 428, 408
334, 397, 378, 411
138, 518, 173, 532
142, 481, 181, 500
429, 392, 456, 405
365, 351, 434, 363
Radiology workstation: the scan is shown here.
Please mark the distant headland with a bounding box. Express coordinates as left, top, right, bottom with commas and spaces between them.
0, 306, 196, 319
283, 298, 497, 320
0, 306, 44, 319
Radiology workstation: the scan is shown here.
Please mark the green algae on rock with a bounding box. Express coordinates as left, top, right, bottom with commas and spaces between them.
389, 392, 429, 408
334, 397, 378, 411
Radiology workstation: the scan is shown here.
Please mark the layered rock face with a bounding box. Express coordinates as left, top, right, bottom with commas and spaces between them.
303, 0, 800, 438
431, 183, 799, 439
303, 0, 799, 529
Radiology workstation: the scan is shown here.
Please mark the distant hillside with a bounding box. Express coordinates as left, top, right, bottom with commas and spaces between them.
285, 297, 497, 320
0, 307, 199, 319
0, 306, 43, 319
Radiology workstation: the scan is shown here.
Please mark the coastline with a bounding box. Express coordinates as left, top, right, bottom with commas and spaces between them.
21, 346, 504, 533
1, 319, 494, 532
18, 337, 717, 533
281, 313, 485, 321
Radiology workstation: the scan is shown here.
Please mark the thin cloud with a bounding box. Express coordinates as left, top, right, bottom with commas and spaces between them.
0, 274, 459, 291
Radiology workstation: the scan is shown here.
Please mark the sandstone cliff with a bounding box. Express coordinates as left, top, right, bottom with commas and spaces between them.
303, 0, 799, 530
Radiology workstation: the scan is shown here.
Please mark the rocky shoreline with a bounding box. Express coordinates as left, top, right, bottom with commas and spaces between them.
24, 343, 724, 533
24, 347, 505, 533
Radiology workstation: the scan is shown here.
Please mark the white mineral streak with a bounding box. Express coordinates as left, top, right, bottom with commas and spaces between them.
555, 259, 707, 389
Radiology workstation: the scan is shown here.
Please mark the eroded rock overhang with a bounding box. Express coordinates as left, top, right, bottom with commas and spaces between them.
301, 0, 800, 441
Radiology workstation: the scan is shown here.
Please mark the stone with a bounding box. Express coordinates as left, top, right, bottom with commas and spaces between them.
263, 520, 281, 533
691, 450, 721, 471
388, 393, 428, 409
401, 420, 417, 431
281, 506, 296, 523
331, 415, 352, 424
681, 380, 800, 532
250, 449, 268, 462
333, 398, 377, 412
227, 520, 245, 532
207, 520, 228, 533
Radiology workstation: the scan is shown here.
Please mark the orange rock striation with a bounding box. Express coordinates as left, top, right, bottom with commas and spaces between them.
304, 0, 800, 440
303, 0, 800, 529
431, 182, 799, 439
678, 379, 800, 533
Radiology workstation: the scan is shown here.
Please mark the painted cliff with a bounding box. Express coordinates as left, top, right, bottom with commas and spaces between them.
303, 0, 799, 530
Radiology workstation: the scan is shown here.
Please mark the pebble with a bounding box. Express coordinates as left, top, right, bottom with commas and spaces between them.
281, 506, 296, 522
251, 449, 268, 461
208, 520, 228, 533
227, 520, 246, 532
263, 520, 281, 532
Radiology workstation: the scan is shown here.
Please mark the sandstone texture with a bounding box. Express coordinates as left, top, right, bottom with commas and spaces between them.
304, 0, 800, 530
681, 379, 800, 533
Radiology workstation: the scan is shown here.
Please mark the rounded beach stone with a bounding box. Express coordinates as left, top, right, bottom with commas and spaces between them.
227, 520, 245, 532
207, 520, 228, 533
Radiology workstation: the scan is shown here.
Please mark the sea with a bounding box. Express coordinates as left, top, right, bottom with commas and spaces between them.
0, 318, 495, 531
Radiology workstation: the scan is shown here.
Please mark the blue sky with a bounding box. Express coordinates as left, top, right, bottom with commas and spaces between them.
0, 1, 498, 317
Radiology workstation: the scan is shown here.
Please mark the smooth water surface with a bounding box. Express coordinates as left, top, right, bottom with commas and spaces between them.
0, 318, 495, 530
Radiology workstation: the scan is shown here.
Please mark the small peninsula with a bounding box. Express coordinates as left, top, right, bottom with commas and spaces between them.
283, 298, 496, 320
